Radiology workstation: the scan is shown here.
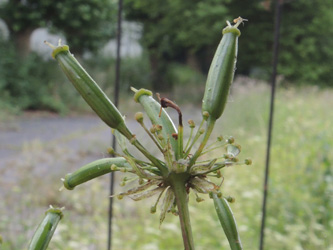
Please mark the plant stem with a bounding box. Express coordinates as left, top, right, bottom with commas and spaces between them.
189, 118, 216, 167
130, 138, 168, 176
169, 173, 195, 250
184, 118, 205, 157
178, 125, 184, 158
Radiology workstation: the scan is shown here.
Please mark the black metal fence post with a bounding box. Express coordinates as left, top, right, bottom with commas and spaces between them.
107, 0, 123, 249
259, 1, 283, 249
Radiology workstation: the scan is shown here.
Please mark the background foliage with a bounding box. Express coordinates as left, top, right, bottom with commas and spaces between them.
278, 0, 333, 86
124, 0, 333, 87
0, 0, 332, 108
0, 0, 117, 55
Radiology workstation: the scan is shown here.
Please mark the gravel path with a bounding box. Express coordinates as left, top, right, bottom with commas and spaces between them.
0, 107, 202, 248
0, 114, 107, 159
0, 107, 201, 182
0, 112, 133, 200
0, 113, 118, 248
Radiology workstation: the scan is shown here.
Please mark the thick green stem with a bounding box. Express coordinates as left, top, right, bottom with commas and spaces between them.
169, 173, 195, 250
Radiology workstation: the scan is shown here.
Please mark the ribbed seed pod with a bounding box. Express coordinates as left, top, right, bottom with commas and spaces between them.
28, 207, 63, 250
63, 157, 131, 190
202, 25, 241, 121
212, 194, 243, 250
51, 44, 132, 139
49, 44, 165, 172
133, 88, 179, 159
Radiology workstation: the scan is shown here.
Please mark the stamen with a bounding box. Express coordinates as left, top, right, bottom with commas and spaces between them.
44, 41, 56, 49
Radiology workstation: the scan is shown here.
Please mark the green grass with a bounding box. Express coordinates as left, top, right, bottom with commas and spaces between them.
1, 81, 332, 249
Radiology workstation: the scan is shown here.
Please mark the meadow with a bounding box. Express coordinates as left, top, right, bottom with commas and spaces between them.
1, 78, 332, 249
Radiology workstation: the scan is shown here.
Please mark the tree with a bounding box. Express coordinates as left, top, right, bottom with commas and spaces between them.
125, 0, 333, 88
278, 0, 333, 86
124, 0, 230, 91
223, 0, 274, 76
228, 0, 333, 86
0, 0, 117, 56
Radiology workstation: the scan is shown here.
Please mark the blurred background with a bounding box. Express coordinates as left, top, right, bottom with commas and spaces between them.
0, 0, 332, 249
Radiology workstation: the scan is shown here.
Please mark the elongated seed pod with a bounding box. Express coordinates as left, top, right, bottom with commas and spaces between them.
212, 194, 243, 250
48, 44, 166, 174
50, 44, 132, 139
112, 129, 133, 157
28, 207, 63, 250
202, 25, 241, 121
132, 88, 179, 159
63, 157, 131, 190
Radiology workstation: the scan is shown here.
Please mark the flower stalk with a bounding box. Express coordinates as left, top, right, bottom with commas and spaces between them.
189, 117, 216, 167
168, 173, 194, 250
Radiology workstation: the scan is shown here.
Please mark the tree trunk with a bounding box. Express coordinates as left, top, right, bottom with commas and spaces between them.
12, 28, 34, 58
186, 51, 201, 72
149, 52, 173, 93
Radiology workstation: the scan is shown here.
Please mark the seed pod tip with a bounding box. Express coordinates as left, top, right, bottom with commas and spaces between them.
133, 88, 153, 103
202, 111, 210, 120
245, 158, 252, 165
135, 112, 144, 123
150, 205, 157, 214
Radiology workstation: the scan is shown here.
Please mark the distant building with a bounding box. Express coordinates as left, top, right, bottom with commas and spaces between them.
30, 21, 142, 59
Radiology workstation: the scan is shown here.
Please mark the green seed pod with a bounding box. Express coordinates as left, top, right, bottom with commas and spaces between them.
212, 194, 243, 250
155, 124, 163, 132
227, 136, 235, 144
110, 164, 118, 171
202, 111, 210, 120
196, 196, 204, 203
63, 157, 131, 190
28, 207, 63, 250
138, 178, 144, 185
226, 196, 236, 203
112, 129, 133, 157
150, 205, 157, 214
188, 119, 195, 128
135, 112, 144, 123
150, 126, 157, 134
157, 134, 164, 141
50, 43, 132, 139
202, 24, 241, 121
107, 147, 115, 155
132, 88, 179, 159
244, 158, 252, 165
